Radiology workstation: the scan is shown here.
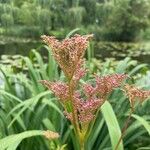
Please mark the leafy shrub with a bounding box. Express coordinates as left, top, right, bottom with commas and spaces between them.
67, 7, 86, 28
0, 0, 150, 41
1, 14, 14, 28
98, 0, 150, 41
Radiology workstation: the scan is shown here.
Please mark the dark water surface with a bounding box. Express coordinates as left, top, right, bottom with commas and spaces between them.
94, 41, 150, 64
0, 37, 150, 64
0, 37, 41, 56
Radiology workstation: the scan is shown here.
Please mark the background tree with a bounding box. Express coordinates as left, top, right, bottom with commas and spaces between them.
0, 0, 150, 41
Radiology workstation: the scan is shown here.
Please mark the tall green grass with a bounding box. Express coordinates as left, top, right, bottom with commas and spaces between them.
0, 41, 150, 150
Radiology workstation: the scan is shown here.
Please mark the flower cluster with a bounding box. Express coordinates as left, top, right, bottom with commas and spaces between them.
78, 98, 103, 123
68, 91, 104, 125
63, 94, 103, 126
76, 74, 127, 124
40, 34, 129, 125
39, 80, 69, 102
95, 74, 128, 98
72, 59, 87, 83
43, 130, 59, 140
41, 34, 93, 79
40, 74, 127, 125
83, 83, 96, 97
124, 84, 150, 109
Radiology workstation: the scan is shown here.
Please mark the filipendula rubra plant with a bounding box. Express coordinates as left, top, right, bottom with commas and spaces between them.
40, 34, 150, 150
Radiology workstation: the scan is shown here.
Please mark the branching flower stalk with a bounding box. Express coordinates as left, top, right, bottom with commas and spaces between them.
115, 85, 150, 150
40, 34, 150, 150
114, 108, 134, 150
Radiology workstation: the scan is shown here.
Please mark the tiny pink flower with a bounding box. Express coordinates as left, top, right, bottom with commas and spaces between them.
64, 111, 73, 122
39, 80, 69, 102
81, 98, 103, 112
79, 112, 94, 123
83, 84, 96, 97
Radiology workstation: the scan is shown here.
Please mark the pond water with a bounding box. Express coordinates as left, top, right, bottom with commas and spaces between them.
0, 37, 150, 64
0, 37, 41, 56
94, 42, 150, 64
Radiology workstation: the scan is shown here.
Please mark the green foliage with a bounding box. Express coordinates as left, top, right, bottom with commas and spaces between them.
13, 0, 24, 7
38, 8, 51, 33
0, 0, 150, 41
93, 0, 150, 41
19, 3, 37, 26
0, 47, 65, 150
0, 130, 45, 150
101, 101, 123, 150
140, 28, 150, 41
80, 0, 96, 24
0, 43, 150, 149
67, 7, 85, 28
1, 14, 14, 28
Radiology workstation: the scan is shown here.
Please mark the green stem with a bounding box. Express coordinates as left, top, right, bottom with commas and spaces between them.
85, 108, 100, 141
68, 80, 80, 138
67, 70, 86, 150
80, 142, 84, 150
79, 132, 85, 150
115, 108, 134, 150
68, 79, 87, 150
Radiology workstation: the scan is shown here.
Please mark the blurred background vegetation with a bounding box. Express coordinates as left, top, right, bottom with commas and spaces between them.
0, 0, 150, 150
0, 0, 150, 61
0, 0, 150, 40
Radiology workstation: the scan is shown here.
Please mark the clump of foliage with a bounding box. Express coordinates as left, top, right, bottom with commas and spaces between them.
0, 34, 150, 150
99, 0, 150, 41
0, 0, 150, 41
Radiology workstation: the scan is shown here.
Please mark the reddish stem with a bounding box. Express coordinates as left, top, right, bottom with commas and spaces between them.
115, 108, 134, 150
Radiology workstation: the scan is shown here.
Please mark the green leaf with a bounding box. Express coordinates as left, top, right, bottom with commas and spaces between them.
0, 130, 45, 150
132, 114, 150, 135
7, 91, 51, 128
0, 90, 22, 103
101, 101, 123, 150
137, 147, 150, 150
116, 57, 130, 73
65, 28, 80, 38
128, 64, 147, 76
